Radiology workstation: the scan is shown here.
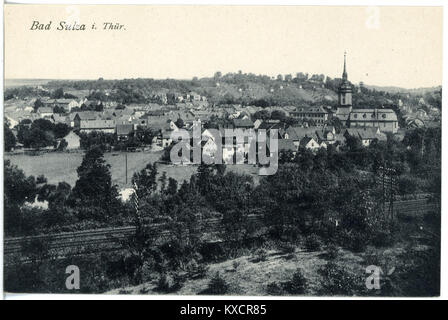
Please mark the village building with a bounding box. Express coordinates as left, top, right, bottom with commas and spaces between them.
348, 108, 399, 133
290, 106, 329, 125
299, 136, 321, 151
116, 124, 134, 140
37, 107, 53, 118
344, 127, 387, 147
334, 53, 399, 133
77, 119, 116, 133
60, 131, 81, 150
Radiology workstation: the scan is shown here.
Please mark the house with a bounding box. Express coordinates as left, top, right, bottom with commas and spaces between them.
278, 139, 297, 153
253, 119, 263, 129
284, 126, 318, 147
315, 126, 337, 145
52, 114, 70, 126
299, 136, 320, 151
116, 124, 134, 140
61, 131, 81, 150
72, 111, 101, 128
344, 127, 386, 147
290, 106, 329, 126
406, 118, 425, 128
38, 107, 53, 118
45, 99, 79, 112
78, 119, 116, 133
233, 118, 254, 129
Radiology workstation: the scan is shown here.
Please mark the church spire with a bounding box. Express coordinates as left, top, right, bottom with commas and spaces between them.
342, 51, 348, 81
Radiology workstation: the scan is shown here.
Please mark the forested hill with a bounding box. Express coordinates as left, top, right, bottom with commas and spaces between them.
5, 72, 442, 110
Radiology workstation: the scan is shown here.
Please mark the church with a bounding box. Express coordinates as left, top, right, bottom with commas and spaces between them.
335, 53, 399, 134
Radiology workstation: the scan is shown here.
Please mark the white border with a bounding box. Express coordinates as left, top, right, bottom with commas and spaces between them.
1, 0, 446, 301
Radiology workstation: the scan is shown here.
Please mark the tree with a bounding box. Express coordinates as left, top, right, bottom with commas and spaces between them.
4, 160, 39, 235
271, 110, 286, 121
4, 121, 16, 151
34, 99, 44, 112
175, 118, 185, 129
52, 88, 64, 99
70, 146, 119, 218
132, 162, 158, 199
57, 139, 68, 151
53, 105, 66, 114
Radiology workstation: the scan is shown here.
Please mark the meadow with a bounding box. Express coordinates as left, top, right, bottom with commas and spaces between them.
5, 151, 260, 190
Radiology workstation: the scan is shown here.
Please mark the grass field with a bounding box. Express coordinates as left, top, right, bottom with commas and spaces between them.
5, 151, 261, 190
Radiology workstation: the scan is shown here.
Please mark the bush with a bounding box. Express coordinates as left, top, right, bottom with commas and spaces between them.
155, 273, 174, 293
304, 235, 322, 252
337, 230, 368, 252
284, 268, 307, 295
318, 261, 365, 296
252, 248, 268, 263
266, 282, 284, 295
397, 175, 419, 195
278, 242, 296, 255
371, 228, 396, 248
201, 272, 229, 295
326, 244, 339, 260
185, 259, 209, 279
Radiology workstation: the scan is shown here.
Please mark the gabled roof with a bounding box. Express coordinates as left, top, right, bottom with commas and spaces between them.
38, 107, 53, 114
293, 106, 329, 114
285, 126, 317, 141
74, 111, 99, 120
116, 124, 134, 136
80, 119, 116, 129
299, 136, 317, 148
345, 127, 386, 141
278, 139, 296, 152
350, 108, 398, 122
233, 118, 254, 128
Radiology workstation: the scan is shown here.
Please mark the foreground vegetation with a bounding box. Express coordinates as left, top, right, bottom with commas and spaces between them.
4, 126, 441, 296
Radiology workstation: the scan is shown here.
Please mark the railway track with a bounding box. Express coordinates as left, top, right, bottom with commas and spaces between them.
4, 199, 438, 255
4, 215, 263, 255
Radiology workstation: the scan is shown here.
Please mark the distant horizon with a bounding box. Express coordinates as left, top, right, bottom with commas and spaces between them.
3, 76, 442, 91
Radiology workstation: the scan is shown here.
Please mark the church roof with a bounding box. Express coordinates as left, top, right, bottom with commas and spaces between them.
350, 109, 398, 122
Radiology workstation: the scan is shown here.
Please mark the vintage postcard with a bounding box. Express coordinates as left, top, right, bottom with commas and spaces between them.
2, 4, 443, 300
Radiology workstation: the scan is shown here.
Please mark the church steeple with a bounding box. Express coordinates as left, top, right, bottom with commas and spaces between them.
342, 51, 348, 81
338, 51, 352, 109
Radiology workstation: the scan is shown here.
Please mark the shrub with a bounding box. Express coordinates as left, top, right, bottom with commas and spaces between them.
318, 261, 365, 296
155, 273, 174, 293
201, 272, 229, 295
278, 242, 296, 255
252, 248, 268, 263
186, 259, 209, 279
397, 175, 419, 195
284, 268, 307, 295
304, 235, 322, 252
326, 243, 339, 260
371, 229, 396, 248
266, 282, 284, 295
337, 230, 368, 252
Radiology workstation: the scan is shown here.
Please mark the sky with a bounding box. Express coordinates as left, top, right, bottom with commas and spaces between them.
4, 5, 443, 89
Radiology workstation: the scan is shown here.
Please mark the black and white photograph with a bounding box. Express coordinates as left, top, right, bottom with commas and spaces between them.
1, 2, 445, 301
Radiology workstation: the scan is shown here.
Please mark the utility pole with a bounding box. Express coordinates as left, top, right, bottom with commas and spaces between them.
377, 165, 397, 221
125, 149, 128, 185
